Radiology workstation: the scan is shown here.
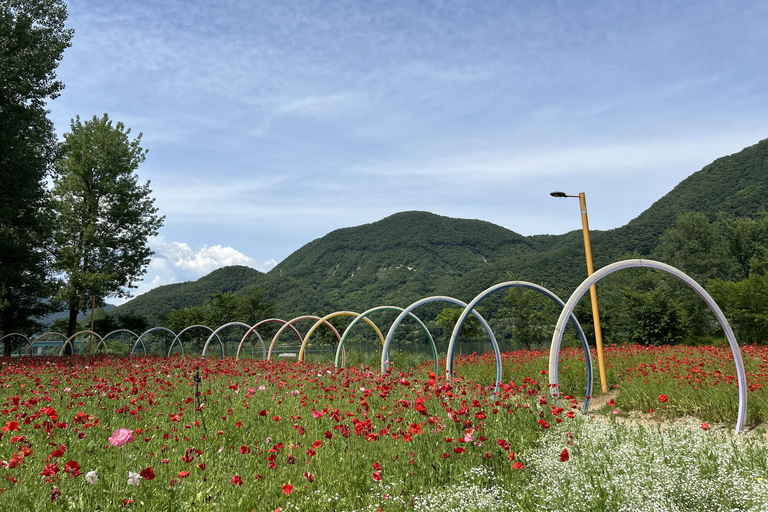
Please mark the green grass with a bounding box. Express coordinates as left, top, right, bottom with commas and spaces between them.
1, 345, 768, 511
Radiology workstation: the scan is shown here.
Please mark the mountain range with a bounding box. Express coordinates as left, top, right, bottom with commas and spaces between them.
113, 137, 768, 325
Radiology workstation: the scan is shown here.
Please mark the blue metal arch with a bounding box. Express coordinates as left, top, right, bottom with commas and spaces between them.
99, 329, 140, 356
380, 296, 501, 397
448, 281, 593, 411
168, 325, 223, 357
131, 327, 176, 356
201, 322, 250, 358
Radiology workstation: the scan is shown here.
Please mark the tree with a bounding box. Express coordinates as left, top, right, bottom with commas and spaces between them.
52, 114, 164, 339
434, 307, 484, 351
621, 287, 688, 346
719, 212, 768, 279
658, 212, 729, 282
501, 286, 558, 349
0, 0, 73, 355
708, 274, 768, 345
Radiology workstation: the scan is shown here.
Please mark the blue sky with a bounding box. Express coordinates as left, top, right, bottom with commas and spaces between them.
47, 1, 768, 304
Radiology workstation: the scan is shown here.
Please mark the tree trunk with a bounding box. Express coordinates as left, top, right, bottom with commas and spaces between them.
3, 340, 11, 358
64, 306, 78, 355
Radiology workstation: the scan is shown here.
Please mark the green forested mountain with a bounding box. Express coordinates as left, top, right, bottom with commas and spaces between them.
115, 265, 264, 322
112, 137, 768, 325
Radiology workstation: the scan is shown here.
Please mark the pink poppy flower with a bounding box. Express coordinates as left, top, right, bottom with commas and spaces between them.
108, 428, 135, 447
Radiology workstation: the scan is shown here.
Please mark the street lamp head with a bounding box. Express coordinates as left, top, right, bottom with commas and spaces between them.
550, 191, 567, 198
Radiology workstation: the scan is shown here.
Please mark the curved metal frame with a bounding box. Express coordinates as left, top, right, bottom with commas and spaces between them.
334, 306, 439, 373
235, 319, 303, 361
168, 325, 222, 357
131, 327, 177, 356
448, 281, 593, 411
200, 322, 249, 358
98, 329, 140, 356
267, 316, 342, 361
0, 333, 32, 357
60, 331, 105, 356
27, 332, 67, 356
548, 259, 747, 434
299, 311, 384, 363
381, 296, 500, 396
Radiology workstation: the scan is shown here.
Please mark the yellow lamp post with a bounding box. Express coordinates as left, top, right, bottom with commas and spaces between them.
550, 191, 608, 393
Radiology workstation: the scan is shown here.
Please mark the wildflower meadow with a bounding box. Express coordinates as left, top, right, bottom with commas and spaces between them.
2, 345, 768, 511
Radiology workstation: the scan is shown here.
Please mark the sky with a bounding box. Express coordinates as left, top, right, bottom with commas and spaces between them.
46, 0, 768, 304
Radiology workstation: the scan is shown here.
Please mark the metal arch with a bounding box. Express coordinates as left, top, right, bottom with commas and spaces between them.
335, 306, 439, 374
60, 331, 104, 356
548, 259, 748, 434
201, 322, 250, 358
27, 332, 67, 356
235, 319, 303, 361
99, 329, 140, 356
131, 327, 176, 356
381, 296, 500, 396
0, 333, 32, 356
267, 316, 342, 361
299, 311, 383, 363
447, 281, 593, 411
235, 329, 265, 361
168, 325, 221, 357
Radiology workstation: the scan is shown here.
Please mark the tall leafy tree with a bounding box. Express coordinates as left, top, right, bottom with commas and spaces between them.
0, 0, 73, 353
52, 114, 164, 339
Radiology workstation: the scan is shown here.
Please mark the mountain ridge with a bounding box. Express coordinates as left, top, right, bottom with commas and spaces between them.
113, 137, 768, 324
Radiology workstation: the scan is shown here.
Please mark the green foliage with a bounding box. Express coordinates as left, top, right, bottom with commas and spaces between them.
92, 309, 150, 336
656, 210, 768, 343
116, 266, 265, 324
621, 287, 688, 346
161, 289, 276, 334
51, 114, 164, 336
658, 211, 730, 282
434, 307, 484, 341
501, 284, 559, 349
0, 0, 73, 353
719, 212, 768, 279
708, 274, 768, 345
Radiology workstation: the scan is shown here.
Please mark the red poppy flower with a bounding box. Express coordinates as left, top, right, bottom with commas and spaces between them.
2, 422, 20, 432
659, 394, 669, 403
140, 467, 155, 481
559, 448, 569, 462
64, 460, 81, 476
282, 483, 294, 494
231, 475, 243, 486
41, 462, 59, 477
372, 471, 382, 481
